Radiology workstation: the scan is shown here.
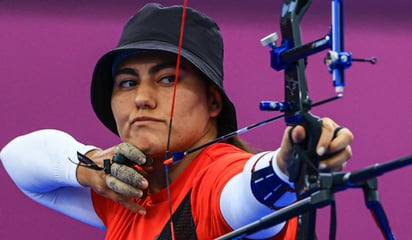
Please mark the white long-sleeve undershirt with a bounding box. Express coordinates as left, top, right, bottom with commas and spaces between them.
0, 129, 296, 238
0, 129, 105, 229
220, 150, 296, 239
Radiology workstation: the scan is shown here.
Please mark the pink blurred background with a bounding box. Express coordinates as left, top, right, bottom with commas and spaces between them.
1, 0, 411, 239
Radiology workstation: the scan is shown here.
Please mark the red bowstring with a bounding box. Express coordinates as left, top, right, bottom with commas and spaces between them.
164, 1, 188, 239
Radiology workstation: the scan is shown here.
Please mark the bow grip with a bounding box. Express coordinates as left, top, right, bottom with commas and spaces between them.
287, 111, 322, 196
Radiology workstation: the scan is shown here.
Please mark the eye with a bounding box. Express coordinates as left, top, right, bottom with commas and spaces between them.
120, 80, 137, 88
115, 78, 137, 89
158, 75, 176, 85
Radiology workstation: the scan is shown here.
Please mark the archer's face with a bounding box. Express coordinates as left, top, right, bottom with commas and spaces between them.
111, 52, 222, 159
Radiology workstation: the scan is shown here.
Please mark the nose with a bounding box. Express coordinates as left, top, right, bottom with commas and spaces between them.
134, 81, 156, 109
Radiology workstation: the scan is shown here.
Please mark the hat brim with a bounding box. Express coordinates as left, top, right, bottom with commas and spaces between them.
91, 41, 238, 137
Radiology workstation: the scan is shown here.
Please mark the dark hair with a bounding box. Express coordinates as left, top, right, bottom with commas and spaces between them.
225, 136, 256, 153
202, 76, 255, 154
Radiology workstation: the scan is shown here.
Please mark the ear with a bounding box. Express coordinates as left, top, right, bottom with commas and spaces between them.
207, 85, 223, 118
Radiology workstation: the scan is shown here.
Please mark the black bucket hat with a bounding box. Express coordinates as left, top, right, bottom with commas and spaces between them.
91, 3, 237, 137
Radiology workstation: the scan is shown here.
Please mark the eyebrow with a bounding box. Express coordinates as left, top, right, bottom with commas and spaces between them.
113, 61, 181, 78
149, 61, 179, 75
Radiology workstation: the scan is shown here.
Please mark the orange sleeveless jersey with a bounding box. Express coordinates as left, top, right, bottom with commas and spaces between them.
92, 143, 297, 239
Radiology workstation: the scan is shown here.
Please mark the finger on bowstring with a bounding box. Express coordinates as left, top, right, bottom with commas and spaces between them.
114, 142, 153, 166
110, 163, 148, 189
106, 175, 145, 199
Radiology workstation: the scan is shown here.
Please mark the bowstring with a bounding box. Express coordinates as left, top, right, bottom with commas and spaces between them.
164, 1, 188, 239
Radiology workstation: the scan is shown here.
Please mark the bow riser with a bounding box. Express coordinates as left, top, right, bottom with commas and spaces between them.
281, 1, 322, 239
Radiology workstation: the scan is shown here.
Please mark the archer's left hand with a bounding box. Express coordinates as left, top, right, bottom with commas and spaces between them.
277, 117, 354, 177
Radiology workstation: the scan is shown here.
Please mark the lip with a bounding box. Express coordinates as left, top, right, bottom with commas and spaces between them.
130, 116, 164, 125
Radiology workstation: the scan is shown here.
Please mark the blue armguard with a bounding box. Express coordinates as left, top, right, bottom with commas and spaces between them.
251, 158, 294, 210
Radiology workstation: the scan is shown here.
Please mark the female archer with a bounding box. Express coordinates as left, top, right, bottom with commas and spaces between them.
0, 3, 352, 239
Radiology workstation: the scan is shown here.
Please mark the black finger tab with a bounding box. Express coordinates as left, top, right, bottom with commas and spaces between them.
112, 153, 132, 166
142, 156, 154, 166
103, 159, 111, 174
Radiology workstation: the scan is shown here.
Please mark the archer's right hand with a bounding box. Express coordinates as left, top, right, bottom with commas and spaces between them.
76, 143, 150, 215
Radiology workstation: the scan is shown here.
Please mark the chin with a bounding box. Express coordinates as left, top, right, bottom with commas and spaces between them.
128, 141, 165, 158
